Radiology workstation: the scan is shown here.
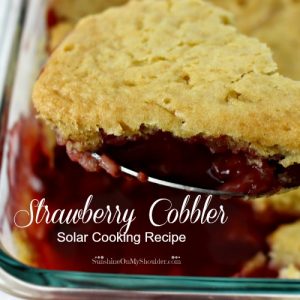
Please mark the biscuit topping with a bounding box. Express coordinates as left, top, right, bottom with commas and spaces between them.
34, 0, 300, 167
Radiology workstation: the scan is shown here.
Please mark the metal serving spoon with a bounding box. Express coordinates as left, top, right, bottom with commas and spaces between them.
91, 153, 244, 197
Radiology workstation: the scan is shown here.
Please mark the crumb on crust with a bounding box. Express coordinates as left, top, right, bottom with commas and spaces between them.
34, 0, 300, 166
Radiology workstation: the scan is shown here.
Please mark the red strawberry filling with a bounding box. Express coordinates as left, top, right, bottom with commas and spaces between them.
63, 130, 300, 196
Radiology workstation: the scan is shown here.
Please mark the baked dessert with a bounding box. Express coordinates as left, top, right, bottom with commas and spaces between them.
210, 0, 300, 80
47, 0, 300, 215
268, 220, 300, 276
254, 189, 300, 217
209, 0, 300, 233
209, 1, 300, 243
34, 0, 300, 195
49, 0, 300, 80
9, 114, 300, 277
8, 0, 300, 278
10, 116, 281, 275
235, 220, 300, 279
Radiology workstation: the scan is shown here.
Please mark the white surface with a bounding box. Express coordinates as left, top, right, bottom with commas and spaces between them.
0, 275, 22, 299
0, 291, 22, 299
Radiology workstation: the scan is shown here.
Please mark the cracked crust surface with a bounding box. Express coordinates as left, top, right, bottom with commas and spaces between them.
49, 0, 300, 79
210, 0, 300, 209
210, 0, 300, 80
34, 0, 300, 165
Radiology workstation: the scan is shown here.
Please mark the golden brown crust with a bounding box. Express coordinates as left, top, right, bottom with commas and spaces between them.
210, 0, 300, 80
34, 0, 300, 165
254, 189, 300, 216
268, 220, 300, 271
211, 0, 300, 205
252, 2, 300, 80
49, 0, 300, 79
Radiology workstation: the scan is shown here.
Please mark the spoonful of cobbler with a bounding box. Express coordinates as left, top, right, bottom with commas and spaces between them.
33, 0, 300, 198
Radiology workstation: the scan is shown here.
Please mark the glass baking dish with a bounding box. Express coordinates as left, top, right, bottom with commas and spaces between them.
1, 0, 300, 298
